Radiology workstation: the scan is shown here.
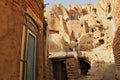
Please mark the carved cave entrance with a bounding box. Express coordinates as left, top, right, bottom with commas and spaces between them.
79, 58, 91, 75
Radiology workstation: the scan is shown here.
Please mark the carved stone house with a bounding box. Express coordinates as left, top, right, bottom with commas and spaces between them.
45, 1, 116, 79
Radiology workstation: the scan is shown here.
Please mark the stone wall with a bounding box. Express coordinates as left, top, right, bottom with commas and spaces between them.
45, 2, 114, 51
112, 0, 120, 73
49, 57, 80, 80
48, 60, 54, 80
45, 0, 118, 79
65, 58, 79, 80
0, 1, 24, 80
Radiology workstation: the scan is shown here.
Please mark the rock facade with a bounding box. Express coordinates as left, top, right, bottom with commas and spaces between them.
45, 2, 114, 51
45, 0, 116, 79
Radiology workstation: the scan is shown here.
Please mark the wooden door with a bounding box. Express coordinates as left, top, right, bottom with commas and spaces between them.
53, 61, 68, 80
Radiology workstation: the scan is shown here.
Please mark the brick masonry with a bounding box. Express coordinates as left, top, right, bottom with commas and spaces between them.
65, 58, 80, 80
49, 57, 80, 80
112, 0, 120, 72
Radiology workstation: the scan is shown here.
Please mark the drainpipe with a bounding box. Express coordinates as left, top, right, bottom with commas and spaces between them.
43, 19, 48, 80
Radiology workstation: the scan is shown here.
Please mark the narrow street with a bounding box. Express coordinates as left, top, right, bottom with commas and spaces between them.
1, 0, 120, 80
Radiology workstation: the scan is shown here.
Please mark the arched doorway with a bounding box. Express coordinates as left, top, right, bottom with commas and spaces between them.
21, 13, 39, 80
52, 60, 68, 80
79, 58, 91, 75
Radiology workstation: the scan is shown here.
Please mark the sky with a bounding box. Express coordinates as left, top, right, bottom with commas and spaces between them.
44, 0, 99, 10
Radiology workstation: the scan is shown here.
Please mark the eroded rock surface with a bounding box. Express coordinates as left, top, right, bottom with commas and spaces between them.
45, 0, 117, 79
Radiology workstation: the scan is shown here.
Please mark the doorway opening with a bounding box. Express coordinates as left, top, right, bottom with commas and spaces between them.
52, 61, 68, 80
20, 13, 39, 80
79, 58, 91, 75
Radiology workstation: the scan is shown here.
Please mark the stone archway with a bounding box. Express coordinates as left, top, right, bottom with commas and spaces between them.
79, 57, 91, 75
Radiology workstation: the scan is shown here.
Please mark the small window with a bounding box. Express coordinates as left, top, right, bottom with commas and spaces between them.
99, 39, 104, 44
93, 8, 97, 13
71, 14, 76, 20
81, 24, 83, 27
91, 28, 94, 32
96, 20, 100, 23
51, 13, 55, 17
101, 33, 105, 37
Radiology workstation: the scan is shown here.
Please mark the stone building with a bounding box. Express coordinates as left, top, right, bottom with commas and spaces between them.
112, 0, 120, 78
45, 1, 116, 79
0, 0, 47, 80
45, 4, 94, 80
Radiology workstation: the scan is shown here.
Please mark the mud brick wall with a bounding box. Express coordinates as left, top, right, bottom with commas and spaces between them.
65, 58, 79, 80
0, 0, 45, 80
112, 0, 120, 72
48, 60, 54, 80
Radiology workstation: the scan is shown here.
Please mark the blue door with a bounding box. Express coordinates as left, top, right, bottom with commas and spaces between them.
21, 13, 39, 80
26, 33, 36, 80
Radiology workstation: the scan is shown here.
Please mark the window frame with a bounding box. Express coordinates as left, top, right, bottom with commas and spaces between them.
24, 29, 37, 80
20, 13, 39, 80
